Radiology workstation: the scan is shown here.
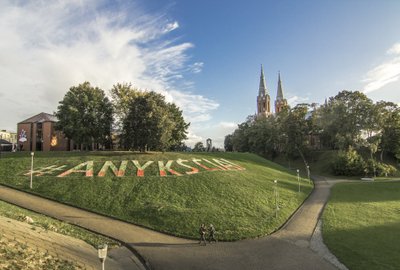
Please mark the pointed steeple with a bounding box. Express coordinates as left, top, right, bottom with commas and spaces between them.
259, 65, 267, 96
274, 71, 288, 114
257, 65, 271, 118
276, 71, 284, 100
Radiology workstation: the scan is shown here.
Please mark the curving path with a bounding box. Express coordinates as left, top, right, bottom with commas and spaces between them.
0, 176, 342, 270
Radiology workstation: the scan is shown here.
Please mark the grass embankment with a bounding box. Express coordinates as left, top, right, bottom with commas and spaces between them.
0, 200, 119, 248
323, 181, 400, 270
0, 151, 313, 240
0, 237, 81, 270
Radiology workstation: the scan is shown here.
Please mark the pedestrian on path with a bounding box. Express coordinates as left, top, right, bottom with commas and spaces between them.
208, 224, 217, 243
198, 224, 207, 245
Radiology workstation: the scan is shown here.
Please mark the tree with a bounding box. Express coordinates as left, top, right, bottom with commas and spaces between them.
280, 104, 310, 161
380, 105, 400, 160
317, 90, 374, 150
55, 82, 113, 149
193, 141, 205, 152
121, 91, 189, 152
224, 134, 234, 151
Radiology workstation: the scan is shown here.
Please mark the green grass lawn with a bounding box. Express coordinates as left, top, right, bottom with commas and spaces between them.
322, 181, 400, 270
0, 151, 313, 240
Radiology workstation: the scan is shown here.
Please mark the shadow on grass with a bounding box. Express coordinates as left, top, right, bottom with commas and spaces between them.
324, 221, 400, 270
328, 181, 400, 203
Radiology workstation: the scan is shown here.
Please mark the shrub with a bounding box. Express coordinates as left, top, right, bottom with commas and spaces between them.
365, 159, 397, 177
331, 148, 365, 176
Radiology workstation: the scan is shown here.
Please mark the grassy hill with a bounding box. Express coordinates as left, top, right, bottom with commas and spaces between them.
0, 151, 312, 240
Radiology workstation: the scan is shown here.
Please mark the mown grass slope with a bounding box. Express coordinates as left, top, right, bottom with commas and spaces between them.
0, 151, 312, 240
323, 181, 400, 270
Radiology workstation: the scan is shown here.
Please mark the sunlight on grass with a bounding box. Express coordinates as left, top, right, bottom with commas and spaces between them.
0, 151, 313, 240
323, 182, 400, 270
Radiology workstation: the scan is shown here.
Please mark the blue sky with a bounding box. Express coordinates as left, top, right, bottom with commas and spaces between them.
1, 1, 399, 147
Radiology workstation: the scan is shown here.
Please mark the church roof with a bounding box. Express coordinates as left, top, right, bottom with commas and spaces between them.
19, 112, 58, 124
276, 72, 284, 100
259, 65, 268, 96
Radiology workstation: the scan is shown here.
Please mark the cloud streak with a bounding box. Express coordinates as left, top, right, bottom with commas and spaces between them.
0, 0, 218, 134
362, 43, 400, 94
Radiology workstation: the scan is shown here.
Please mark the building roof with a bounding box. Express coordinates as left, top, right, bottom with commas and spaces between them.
19, 112, 58, 124
276, 72, 284, 100
258, 64, 269, 96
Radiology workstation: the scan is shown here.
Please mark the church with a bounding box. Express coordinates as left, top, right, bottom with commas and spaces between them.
256, 65, 288, 117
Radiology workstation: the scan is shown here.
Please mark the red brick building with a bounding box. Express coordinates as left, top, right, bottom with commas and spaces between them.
17, 112, 70, 151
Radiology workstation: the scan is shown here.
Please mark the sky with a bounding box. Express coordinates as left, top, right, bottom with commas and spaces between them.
1, 0, 399, 148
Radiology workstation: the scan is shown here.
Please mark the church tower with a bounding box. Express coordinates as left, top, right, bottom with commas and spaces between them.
274, 72, 288, 113
257, 65, 271, 118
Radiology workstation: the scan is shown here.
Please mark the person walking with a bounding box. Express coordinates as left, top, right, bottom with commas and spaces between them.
208, 224, 217, 243
199, 224, 207, 245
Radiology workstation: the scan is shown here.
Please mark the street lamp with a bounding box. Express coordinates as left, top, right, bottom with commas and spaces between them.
98, 244, 108, 270
307, 165, 310, 184
30, 152, 34, 189
296, 169, 300, 193
274, 180, 279, 218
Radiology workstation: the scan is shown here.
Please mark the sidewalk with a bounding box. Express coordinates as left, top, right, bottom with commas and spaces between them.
0, 178, 341, 270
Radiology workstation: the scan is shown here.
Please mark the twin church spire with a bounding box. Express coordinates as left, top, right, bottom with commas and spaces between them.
257, 65, 287, 118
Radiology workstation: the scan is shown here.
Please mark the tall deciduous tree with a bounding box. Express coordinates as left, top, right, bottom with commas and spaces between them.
121, 91, 189, 152
55, 82, 113, 149
318, 90, 374, 150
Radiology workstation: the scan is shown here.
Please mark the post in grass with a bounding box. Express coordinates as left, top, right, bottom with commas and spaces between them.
296, 169, 300, 193
30, 152, 34, 189
274, 180, 279, 218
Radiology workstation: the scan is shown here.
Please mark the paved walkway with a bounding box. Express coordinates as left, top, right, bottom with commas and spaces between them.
0, 176, 343, 270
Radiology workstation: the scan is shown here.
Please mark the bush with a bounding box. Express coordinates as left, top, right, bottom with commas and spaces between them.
365, 159, 397, 177
331, 148, 365, 176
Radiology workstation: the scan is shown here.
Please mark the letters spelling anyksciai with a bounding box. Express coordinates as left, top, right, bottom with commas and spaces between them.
26, 158, 245, 178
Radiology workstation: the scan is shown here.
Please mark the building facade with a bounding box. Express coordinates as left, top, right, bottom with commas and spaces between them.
17, 112, 70, 151
0, 130, 17, 144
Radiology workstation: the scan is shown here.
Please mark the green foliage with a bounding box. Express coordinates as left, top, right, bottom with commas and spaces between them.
0, 151, 312, 240
318, 90, 375, 150
365, 159, 397, 177
119, 90, 189, 151
55, 82, 113, 149
323, 182, 400, 270
193, 141, 205, 152
224, 134, 234, 151
331, 148, 365, 176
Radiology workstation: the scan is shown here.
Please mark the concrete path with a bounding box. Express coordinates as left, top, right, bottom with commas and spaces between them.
0, 176, 343, 270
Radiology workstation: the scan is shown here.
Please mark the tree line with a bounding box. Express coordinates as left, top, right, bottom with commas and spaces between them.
225, 90, 400, 176
55, 82, 189, 152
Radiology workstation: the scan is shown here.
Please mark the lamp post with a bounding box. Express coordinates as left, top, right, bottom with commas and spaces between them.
307, 165, 310, 184
30, 152, 34, 189
98, 244, 108, 270
296, 169, 300, 193
274, 180, 279, 218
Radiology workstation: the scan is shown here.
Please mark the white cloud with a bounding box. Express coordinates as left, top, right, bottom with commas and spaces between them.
185, 121, 237, 148
190, 62, 204, 73
169, 90, 219, 124
287, 95, 309, 106
163, 21, 179, 33
362, 42, 400, 94
0, 1, 218, 135
387, 43, 400, 55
